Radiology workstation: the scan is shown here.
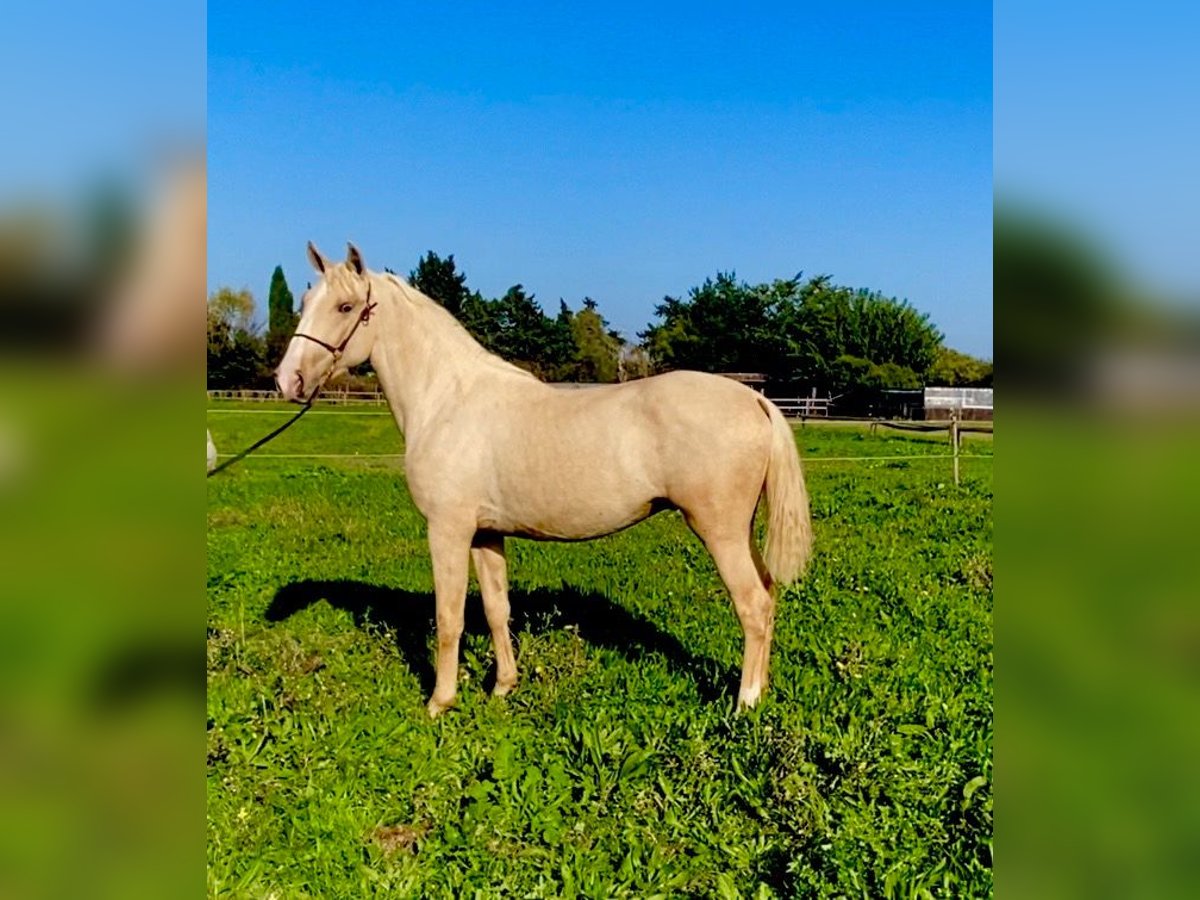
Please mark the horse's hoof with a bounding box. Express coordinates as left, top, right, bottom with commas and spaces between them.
492, 679, 517, 698
736, 684, 763, 712
426, 697, 454, 718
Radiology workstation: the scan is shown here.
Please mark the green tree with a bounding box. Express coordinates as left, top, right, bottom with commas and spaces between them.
774, 278, 943, 391
207, 287, 268, 389
618, 343, 654, 381
539, 300, 580, 381
927, 346, 993, 387
824, 355, 925, 415
407, 252, 505, 358
640, 272, 783, 374
489, 285, 577, 378
640, 271, 943, 413
208, 285, 256, 335
457, 290, 502, 352
995, 205, 1120, 392
569, 298, 621, 382
404, 252, 631, 382
410, 251, 471, 316
266, 265, 297, 366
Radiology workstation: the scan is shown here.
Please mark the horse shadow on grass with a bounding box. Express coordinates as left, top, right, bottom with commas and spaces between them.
266, 579, 736, 704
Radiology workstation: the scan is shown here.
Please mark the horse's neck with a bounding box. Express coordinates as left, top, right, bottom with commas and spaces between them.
368, 274, 528, 436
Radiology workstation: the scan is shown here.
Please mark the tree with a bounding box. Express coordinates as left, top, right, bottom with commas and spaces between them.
490, 285, 576, 377
457, 290, 502, 352
618, 343, 654, 381
640, 272, 783, 374
539, 300, 579, 381
569, 298, 621, 382
207, 285, 256, 335
207, 287, 268, 389
639, 271, 944, 412
995, 205, 1119, 393
410, 251, 471, 316
774, 279, 943, 391
407, 252, 509, 360
927, 346, 993, 387
404, 251, 634, 382
266, 265, 297, 366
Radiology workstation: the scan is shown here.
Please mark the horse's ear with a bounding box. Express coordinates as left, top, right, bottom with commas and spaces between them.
346, 242, 365, 276
306, 241, 327, 274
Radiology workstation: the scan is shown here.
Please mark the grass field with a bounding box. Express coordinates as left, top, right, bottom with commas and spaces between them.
206, 402, 992, 898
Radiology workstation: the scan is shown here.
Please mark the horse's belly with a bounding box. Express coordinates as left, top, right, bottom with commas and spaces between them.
480, 489, 669, 541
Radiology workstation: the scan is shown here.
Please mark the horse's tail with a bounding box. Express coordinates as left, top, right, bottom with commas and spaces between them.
757, 396, 812, 588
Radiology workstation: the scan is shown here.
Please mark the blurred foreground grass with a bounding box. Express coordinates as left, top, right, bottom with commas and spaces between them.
1, 368, 200, 899
1003, 412, 1200, 897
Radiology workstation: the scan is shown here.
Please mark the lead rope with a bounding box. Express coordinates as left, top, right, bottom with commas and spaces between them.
207, 401, 313, 478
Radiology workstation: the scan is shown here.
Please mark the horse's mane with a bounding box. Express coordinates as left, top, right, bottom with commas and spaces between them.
381, 272, 538, 381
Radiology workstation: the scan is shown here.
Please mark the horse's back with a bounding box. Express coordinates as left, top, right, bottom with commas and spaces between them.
533, 369, 765, 445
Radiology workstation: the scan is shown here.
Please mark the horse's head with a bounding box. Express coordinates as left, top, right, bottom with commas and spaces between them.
275, 241, 378, 403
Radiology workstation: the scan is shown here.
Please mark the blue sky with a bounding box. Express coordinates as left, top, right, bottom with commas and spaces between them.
0, 1, 203, 202
209, 2, 992, 356
996, 3, 1200, 305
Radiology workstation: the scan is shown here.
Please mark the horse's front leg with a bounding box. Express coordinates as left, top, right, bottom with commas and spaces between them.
426, 519, 473, 718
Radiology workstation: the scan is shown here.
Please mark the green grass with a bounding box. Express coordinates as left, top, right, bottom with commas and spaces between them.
207, 404, 992, 898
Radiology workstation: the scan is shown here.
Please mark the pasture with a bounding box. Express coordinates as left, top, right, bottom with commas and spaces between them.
206, 402, 992, 897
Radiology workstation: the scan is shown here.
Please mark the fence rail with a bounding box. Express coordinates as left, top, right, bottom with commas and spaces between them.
207, 401, 991, 484
770, 397, 832, 418
206, 388, 387, 405
206, 388, 994, 424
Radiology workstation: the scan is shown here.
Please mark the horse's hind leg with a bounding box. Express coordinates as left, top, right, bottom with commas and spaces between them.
471, 532, 518, 697
749, 542, 777, 696
690, 518, 776, 710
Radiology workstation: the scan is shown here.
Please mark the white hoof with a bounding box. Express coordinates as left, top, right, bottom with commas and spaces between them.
736, 683, 762, 711
426, 696, 454, 718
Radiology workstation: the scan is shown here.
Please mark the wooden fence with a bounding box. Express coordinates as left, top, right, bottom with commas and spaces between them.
206, 388, 387, 405
769, 396, 832, 418
868, 414, 992, 485
207, 397, 991, 485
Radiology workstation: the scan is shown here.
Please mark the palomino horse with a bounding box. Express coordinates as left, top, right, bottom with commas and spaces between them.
276, 243, 812, 716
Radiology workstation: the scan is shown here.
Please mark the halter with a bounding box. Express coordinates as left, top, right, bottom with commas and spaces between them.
211, 284, 376, 478
292, 282, 377, 364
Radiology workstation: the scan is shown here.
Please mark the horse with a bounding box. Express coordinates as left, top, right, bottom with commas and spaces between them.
276, 242, 812, 717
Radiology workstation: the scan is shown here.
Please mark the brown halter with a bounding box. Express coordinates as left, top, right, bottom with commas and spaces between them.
292, 282, 377, 364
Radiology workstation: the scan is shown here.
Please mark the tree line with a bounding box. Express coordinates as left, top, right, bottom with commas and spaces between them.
208, 251, 992, 406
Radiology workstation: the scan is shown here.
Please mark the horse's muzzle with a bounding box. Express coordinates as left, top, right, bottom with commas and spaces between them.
275, 367, 308, 403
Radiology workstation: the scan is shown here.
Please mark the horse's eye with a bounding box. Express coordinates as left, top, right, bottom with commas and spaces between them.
338, 302, 354, 314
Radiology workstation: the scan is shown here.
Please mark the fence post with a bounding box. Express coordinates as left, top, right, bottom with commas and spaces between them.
951, 412, 960, 486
